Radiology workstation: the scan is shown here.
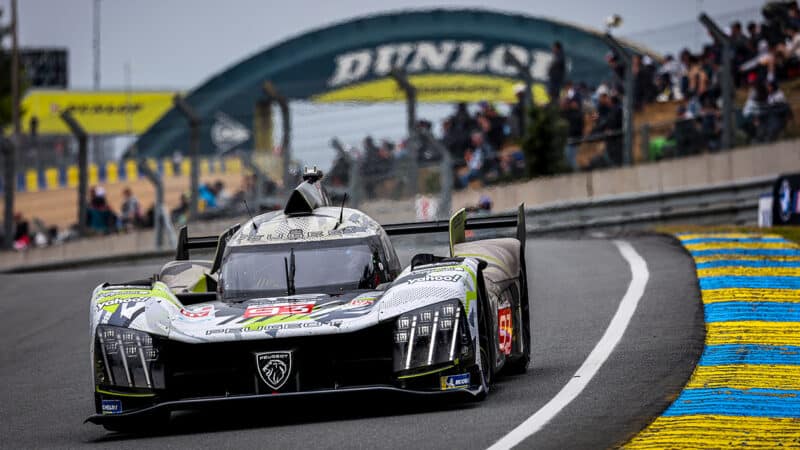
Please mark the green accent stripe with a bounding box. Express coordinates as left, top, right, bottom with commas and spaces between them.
95, 388, 156, 398
396, 364, 454, 379
456, 252, 514, 279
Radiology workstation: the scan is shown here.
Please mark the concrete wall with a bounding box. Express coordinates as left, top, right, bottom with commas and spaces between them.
451, 139, 800, 212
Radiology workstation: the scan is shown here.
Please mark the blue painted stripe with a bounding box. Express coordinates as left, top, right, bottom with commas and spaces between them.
98, 163, 107, 183
58, 166, 67, 186
683, 237, 788, 244
700, 276, 800, 290
704, 301, 800, 323
664, 388, 800, 418
691, 249, 800, 257
700, 344, 800, 366
697, 260, 800, 269
37, 168, 46, 189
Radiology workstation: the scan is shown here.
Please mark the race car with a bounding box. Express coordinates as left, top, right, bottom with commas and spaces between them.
87, 170, 530, 431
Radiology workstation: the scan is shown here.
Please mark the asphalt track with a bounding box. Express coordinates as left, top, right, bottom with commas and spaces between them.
0, 235, 704, 449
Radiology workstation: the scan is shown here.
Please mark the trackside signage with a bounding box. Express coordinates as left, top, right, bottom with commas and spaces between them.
327, 41, 556, 87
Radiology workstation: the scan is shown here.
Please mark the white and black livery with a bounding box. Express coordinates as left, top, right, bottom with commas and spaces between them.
87, 169, 529, 431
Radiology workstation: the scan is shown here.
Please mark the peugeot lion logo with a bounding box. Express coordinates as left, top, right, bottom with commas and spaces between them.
255, 351, 293, 391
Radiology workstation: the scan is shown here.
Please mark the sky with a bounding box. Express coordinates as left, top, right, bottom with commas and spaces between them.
1, 0, 766, 90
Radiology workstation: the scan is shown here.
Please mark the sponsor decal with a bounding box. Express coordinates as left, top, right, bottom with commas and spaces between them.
440, 373, 471, 390
101, 399, 122, 415
255, 351, 293, 390
779, 179, 793, 222
407, 274, 463, 284
95, 296, 150, 310
204, 321, 322, 335
347, 297, 375, 308
179, 305, 214, 319
244, 303, 315, 319
498, 307, 513, 355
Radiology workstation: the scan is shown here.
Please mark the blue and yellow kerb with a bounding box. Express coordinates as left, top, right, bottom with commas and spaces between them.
0, 157, 244, 193
626, 232, 800, 449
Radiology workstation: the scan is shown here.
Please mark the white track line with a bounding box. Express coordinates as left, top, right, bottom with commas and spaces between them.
488, 240, 650, 450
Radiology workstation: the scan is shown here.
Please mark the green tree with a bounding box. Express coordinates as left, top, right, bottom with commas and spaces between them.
521, 102, 568, 178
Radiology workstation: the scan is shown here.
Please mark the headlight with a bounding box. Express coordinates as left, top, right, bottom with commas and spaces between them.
392, 299, 472, 373
94, 325, 165, 390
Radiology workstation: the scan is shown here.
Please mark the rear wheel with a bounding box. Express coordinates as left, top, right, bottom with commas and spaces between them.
504, 273, 531, 374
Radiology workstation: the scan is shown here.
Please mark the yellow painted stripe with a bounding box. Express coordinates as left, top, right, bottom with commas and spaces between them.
145, 158, 157, 173
44, 168, 59, 189
229, 158, 242, 173
678, 233, 784, 241
200, 159, 210, 175
66, 165, 79, 188
686, 364, 800, 390
162, 159, 174, 177
24, 169, 38, 192
88, 163, 98, 185
124, 160, 138, 181
706, 321, 800, 346
685, 242, 799, 251
212, 159, 222, 173
698, 267, 800, 277
180, 159, 191, 176
695, 255, 800, 263
625, 415, 800, 449
105, 162, 119, 184
702, 288, 800, 304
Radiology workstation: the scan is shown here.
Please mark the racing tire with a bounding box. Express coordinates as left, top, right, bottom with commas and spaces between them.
503, 271, 531, 375
102, 411, 170, 433
475, 277, 495, 401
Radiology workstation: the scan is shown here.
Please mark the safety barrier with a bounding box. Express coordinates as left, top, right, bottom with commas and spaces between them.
0, 157, 243, 193
626, 232, 800, 448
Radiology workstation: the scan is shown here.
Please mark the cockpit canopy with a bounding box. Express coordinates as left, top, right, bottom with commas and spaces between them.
220, 236, 397, 300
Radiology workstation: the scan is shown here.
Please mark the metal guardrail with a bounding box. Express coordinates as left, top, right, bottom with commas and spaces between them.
524, 175, 773, 234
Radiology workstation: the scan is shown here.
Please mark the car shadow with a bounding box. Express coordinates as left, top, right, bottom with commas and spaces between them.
86, 391, 481, 443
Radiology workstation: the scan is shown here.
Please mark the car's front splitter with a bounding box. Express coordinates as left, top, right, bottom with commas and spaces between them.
86, 383, 485, 425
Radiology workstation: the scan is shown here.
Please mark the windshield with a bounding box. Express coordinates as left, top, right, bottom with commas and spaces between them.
220, 240, 379, 300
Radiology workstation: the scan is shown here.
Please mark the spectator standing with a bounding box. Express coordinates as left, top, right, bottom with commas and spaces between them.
766, 80, 792, 140
547, 41, 566, 103
508, 84, 527, 139
562, 97, 584, 171
119, 187, 141, 230
460, 131, 490, 187
591, 91, 623, 166
785, 25, 800, 60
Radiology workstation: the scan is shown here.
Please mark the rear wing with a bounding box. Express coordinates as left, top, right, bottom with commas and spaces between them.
383, 203, 526, 254
175, 224, 240, 273
175, 226, 219, 260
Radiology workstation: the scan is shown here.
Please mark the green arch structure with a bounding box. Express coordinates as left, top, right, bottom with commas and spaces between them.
135, 8, 656, 158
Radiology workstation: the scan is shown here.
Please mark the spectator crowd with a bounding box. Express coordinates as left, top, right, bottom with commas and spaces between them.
562, 0, 798, 167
